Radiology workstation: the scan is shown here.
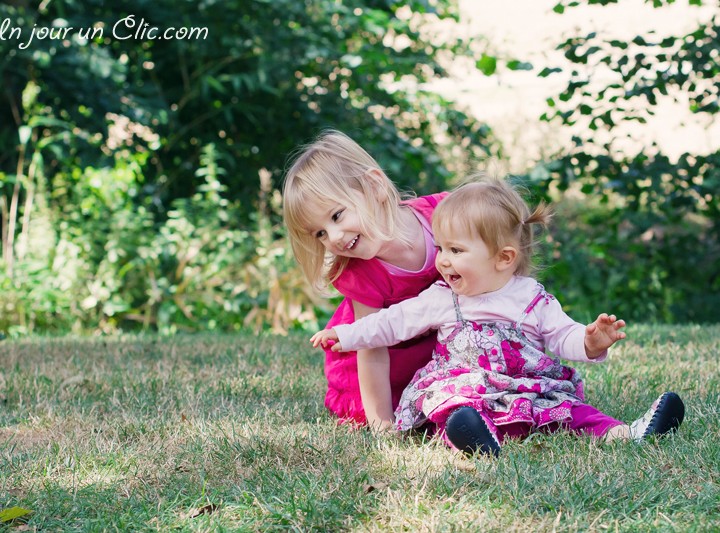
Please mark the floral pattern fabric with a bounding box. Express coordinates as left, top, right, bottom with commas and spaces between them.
394, 286, 585, 432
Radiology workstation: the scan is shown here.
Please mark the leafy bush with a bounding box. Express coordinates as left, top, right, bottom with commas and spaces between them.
0, 0, 491, 337
526, 0, 719, 323
531, 185, 719, 325
0, 146, 324, 338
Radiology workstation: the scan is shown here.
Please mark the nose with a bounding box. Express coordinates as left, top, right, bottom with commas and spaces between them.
327, 226, 344, 247
436, 249, 450, 266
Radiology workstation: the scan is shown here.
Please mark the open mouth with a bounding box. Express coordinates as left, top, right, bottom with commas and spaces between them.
447, 274, 460, 283
345, 236, 359, 250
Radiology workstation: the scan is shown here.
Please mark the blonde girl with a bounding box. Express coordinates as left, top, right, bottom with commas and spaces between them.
312, 179, 685, 455
283, 130, 447, 428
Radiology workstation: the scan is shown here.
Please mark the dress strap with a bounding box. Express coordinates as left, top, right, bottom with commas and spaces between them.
451, 291, 464, 322
514, 284, 549, 328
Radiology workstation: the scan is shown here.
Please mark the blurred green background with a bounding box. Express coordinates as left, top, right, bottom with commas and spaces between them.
0, 0, 717, 337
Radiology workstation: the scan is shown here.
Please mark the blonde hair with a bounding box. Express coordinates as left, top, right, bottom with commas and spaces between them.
283, 130, 410, 291
432, 177, 551, 276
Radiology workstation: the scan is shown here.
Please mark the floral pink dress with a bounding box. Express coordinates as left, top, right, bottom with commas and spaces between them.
394, 285, 585, 432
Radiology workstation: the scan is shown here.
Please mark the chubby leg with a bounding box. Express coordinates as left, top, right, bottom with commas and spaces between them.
564, 403, 626, 439
605, 424, 631, 441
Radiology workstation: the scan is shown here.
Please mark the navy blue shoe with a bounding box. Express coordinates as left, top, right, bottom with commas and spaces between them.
445, 406, 501, 457
629, 392, 685, 442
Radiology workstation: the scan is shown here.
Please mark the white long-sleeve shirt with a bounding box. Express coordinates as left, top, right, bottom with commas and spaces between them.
334, 276, 606, 363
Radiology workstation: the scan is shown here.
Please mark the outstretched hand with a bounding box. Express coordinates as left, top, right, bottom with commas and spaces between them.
310, 328, 344, 352
585, 313, 626, 359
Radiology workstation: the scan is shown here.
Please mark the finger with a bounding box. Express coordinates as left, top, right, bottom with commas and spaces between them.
312, 334, 329, 348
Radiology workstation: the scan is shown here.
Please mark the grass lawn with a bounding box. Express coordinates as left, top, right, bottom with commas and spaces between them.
1, 324, 718, 531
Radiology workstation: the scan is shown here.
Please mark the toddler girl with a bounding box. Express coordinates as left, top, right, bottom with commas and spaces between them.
311, 179, 685, 455
283, 130, 447, 428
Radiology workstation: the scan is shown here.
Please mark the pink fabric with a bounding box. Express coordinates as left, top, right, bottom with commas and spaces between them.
560, 403, 625, 437
324, 192, 448, 424
483, 403, 624, 442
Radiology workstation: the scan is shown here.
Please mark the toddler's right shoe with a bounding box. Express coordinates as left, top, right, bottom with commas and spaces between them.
445, 406, 501, 457
629, 391, 685, 443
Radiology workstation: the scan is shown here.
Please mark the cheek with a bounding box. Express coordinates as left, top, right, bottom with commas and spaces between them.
455, 257, 471, 272
345, 212, 361, 229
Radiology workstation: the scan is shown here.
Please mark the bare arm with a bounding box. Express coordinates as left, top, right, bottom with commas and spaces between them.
353, 300, 394, 431
309, 285, 446, 428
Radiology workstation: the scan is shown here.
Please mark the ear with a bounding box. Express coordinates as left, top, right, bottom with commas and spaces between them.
364, 169, 389, 204
495, 246, 518, 272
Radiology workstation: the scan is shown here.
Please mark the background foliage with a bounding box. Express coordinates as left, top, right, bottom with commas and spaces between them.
0, 0, 717, 337
528, 0, 719, 324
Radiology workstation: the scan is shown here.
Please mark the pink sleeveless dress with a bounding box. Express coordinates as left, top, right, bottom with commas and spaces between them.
324, 193, 448, 424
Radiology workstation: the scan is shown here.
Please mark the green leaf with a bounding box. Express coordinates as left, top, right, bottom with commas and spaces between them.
476, 54, 497, 75
507, 60, 533, 71
539, 67, 562, 77
204, 76, 226, 94
0, 506, 32, 523
27, 116, 72, 130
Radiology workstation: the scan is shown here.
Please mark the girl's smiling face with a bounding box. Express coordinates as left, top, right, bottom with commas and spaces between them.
303, 197, 385, 261
434, 225, 514, 297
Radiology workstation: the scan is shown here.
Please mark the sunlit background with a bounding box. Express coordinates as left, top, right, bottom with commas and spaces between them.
434, 0, 719, 171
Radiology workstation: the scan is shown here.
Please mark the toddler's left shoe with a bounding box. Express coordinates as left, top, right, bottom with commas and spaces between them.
629, 391, 685, 442
445, 406, 501, 457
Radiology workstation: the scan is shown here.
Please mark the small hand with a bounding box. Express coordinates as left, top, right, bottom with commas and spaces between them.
310, 328, 344, 351
585, 313, 626, 359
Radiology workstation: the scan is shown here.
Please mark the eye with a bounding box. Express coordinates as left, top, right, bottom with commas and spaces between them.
331, 209, 344, 222
450, 247, 461, 254
315, 230, 327, 239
